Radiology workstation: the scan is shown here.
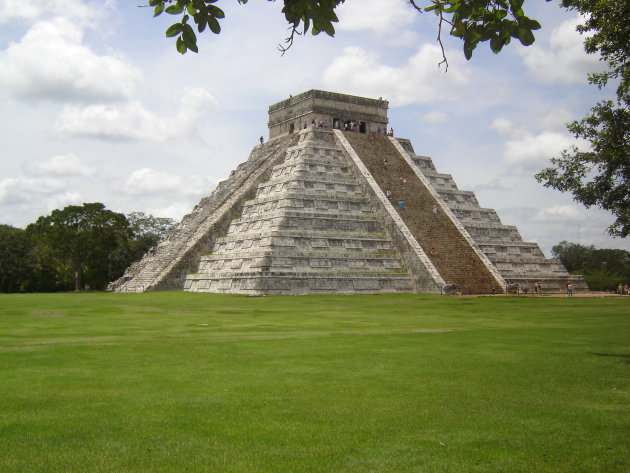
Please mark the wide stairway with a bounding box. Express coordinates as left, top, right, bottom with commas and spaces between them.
110, 134, 299, 292
342, 132, 502, 294
185, 129, 414, 295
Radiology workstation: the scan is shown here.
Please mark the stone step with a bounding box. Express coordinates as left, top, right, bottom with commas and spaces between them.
186, 273, 414, 295
341, 131, 503, 294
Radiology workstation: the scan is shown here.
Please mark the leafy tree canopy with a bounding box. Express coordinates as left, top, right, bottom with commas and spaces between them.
536, 0, 629, 238
127, 211, 176, 241
26, 203, 131, 291
144, 0, 541, 67
552, 240, 630, 290
0, 224, 33, 293
125, 211, 176, 264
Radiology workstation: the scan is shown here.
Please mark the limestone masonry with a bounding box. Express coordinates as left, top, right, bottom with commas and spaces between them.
109, 90, 587, 295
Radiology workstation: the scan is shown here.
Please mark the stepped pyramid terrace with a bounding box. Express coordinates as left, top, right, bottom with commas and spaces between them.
109, 90, 587, 295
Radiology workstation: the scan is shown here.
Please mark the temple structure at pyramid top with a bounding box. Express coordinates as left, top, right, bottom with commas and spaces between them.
110, 90, 587, 295
268, 89, 389, 138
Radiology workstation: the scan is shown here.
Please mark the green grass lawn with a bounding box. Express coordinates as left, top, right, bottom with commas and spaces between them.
0, 292, 628, 473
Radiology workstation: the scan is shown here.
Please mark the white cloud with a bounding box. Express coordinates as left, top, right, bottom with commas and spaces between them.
44, 190, 84, 211
150, 202, 199, 222
0, 176, 67, 204
335, 0, 417, 43
533, 204, 585, 223
54, 87, 218, 141
420, 111, 447, 124
0, 18, 142, 102
322, 45, 469, 106
519, 15, 604, 85
27, 154, 95, 177
121, 168, 216, 198
0, 0, 96, 23
0, 175, 82, 220
492, 116, 586, 172
537, 108, 574, 130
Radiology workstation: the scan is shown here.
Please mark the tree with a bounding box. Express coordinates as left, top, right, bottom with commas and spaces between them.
536, 0, 629, 238
144, 0, 541, 68
125, 211, 176, 263
26, 203, 131, 291
0, 225, 33, 293
552, 240, 630, 290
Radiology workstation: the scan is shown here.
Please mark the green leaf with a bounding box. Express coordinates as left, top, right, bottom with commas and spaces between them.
490, 35, 504, 54
176, 36, 187, 54
196, 14, 207, 33
207, 15, 221, 34
165, 4, 184, 14
183, 23, 197, 45
165, 23, 183, 37
186, 2, 197, 15
521, 17, 541, 30
182, 28, 198, 52
516, 27, 535, 46
463, 40, 476, 60
207, 5, 225, 19
154, 2, 165, 17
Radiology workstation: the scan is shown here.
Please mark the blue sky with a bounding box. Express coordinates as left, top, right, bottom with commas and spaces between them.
0, 0, 627, 255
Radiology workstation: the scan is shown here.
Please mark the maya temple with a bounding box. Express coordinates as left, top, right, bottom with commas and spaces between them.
109, 90, 587, 295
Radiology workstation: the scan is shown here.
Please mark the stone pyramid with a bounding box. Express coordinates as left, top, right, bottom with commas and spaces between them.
110, 90, 586, 295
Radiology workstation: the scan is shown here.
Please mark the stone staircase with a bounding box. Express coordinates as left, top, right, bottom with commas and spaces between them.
402, 142, 587, 292
184, 129, 414, 294
109, 133, 300, 292
339, 132, 506, 295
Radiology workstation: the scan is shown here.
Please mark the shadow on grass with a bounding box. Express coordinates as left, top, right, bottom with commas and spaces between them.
590, 352, 630, 364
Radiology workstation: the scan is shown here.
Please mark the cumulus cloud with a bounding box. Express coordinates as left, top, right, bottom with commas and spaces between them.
533, 204, 585, 223
121, 168, 216, 198
519, 15, 604, 85
0, 176, 68, 204
0, 18, 142, 103
150, 202, 200, 222
335, 0, 417, 43
0, 175, 82, 223
26, 154, 95, 177
470, 179, 511, 192
322, 45, 469, 106
0, 0, 96, 23
420, 111, 448, 124
492, 115, 587, 172
54, 87, 218, 141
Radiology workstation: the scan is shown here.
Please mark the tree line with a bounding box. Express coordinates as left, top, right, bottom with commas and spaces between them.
0, 203, 175, 293
1, 202, 627, 293
552, 240, 630, 292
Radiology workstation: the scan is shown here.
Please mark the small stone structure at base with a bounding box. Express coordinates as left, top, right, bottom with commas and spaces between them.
109, 90, 587, 295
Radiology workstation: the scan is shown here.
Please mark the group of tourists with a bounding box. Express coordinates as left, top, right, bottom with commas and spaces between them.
303, 117, 394, 136
617, 283, 629, 295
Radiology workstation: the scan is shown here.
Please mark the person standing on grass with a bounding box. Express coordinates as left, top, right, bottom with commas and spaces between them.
567, 282, 574, 297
